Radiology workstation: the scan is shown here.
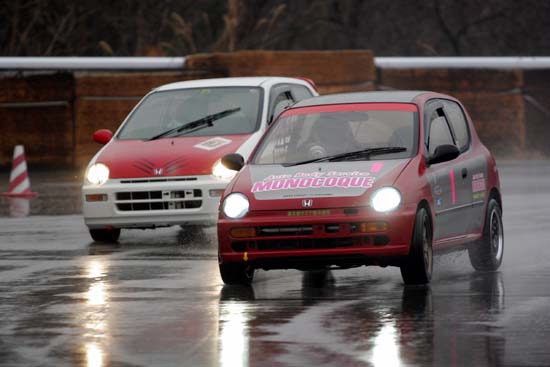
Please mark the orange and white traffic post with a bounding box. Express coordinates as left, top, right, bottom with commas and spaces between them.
1, 145, 38, 198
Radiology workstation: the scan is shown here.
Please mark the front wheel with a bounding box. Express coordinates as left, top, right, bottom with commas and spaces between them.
400, 208, 433, 285
89, 228, 121, 243
219, 263, 255, 286
468, 198, 504, 271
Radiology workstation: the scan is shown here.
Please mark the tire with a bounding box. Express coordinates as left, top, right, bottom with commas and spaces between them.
89, 228, 121, 243
400, 208, 433, 285
219, 263, 255, 286
468, 198, 504, 271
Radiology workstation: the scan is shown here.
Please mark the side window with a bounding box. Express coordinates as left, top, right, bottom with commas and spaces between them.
268, 86, 294, 123
443, 100, 470, 151
429, 116, 454, 155
290, 85, 314, 101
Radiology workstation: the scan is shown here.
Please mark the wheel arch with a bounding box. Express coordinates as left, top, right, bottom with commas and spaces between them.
417, 199, 434, 236
489, 187, 502, 212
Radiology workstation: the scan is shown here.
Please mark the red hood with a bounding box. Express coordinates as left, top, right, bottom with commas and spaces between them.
96, 135, 251, 178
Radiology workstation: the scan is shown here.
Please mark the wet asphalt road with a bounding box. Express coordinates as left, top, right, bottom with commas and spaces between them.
1, 162, 550, 367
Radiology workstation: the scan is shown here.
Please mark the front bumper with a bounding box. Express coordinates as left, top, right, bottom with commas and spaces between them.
218, 204, 417, 270
83, 175, 229, 229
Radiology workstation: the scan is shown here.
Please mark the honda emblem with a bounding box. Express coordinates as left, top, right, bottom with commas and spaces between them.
302, 199, 313, 208
154, 168, 164, 176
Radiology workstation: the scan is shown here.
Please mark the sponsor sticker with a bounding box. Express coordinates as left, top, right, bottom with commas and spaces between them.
194, 137, 232, 151
251, 171, 375, 193
473, 191, 486, 200
472, 172, 486, 193
370, 162, 384, 173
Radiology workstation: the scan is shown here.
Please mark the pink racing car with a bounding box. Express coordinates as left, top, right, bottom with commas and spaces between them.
217, 91, 503, 285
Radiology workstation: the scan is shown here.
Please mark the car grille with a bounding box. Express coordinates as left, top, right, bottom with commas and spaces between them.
257, 225, 314, 236
119, 177, 198, 184
256, 223, 365, 237
229, 222, 390, 252
115, 189, 202, 211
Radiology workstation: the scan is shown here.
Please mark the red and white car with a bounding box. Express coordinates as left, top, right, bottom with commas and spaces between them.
82, 77, 318, 242
217, 91, 503, 285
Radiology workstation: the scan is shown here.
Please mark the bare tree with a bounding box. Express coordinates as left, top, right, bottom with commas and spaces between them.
0, 0, 547, 56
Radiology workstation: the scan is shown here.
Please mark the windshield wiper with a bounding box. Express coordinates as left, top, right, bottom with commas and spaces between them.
284, 146, 407, 167
147, 107, 241, 141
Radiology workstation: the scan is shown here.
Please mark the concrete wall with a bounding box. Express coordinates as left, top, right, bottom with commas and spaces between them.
0, 51, 547, 169
0, 73, 74, 166
185, 50, 376, 94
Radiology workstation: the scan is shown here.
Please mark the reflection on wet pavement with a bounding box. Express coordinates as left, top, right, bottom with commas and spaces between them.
219, 300, 250, 367
213, 269, 511, 367
6, 198, 31, 217
0, 169, 82, 217
83, 259, 109, 367
1, 163, 550, 366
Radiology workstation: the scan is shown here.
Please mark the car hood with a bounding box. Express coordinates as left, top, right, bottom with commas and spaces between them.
96, 135, 251, 178
233, 159, 411, 210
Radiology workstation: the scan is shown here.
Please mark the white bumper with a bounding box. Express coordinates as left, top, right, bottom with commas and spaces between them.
82, 175, 229, 229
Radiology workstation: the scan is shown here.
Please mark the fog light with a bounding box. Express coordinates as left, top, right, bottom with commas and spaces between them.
86, 194, 108, 202
230, 227, 256, 238
209, 189, 225, 197
360, 222, 388, 233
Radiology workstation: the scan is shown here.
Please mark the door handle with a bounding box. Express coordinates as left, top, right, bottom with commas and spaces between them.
461, 168, 468, 179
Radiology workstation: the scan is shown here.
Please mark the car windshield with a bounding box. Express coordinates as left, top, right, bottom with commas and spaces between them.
117, 87, 263, 140
253, 106, 418, 165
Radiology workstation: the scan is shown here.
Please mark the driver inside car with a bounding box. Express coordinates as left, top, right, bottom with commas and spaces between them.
302, 116, 361, 159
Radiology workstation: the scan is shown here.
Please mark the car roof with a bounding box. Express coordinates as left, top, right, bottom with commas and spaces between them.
294, 91, 431, 107
155, 77, 310, 91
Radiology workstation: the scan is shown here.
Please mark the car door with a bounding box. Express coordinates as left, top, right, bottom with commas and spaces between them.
442, 99, 488, 234
425, 100, 470, 240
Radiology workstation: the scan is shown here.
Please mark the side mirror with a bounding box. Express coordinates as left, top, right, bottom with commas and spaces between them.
221, 153, 245, 171
427, 144, 460, 165
93, 129, 113, 145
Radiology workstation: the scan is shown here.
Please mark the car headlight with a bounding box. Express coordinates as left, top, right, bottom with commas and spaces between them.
222, 193, 249, 219
370, 187, 401, 212
86, 163, 110, 185
212, 159, 238, 180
